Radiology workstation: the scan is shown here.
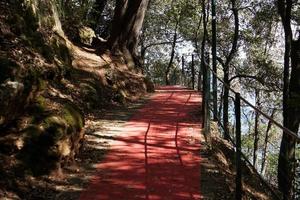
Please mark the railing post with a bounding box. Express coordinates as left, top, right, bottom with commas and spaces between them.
202, 53, 211, 136
191, 54, 195, 90
235, 92, 242, 200
182, 56, 185, 86
198, 64, 202, 92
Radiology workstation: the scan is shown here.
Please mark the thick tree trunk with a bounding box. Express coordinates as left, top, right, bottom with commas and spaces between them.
108, 0, 149, 63
278, 37, 300, 200
126, 0, 149, 58
108, 0, 128, 52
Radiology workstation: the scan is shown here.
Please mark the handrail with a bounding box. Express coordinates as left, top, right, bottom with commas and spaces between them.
207, 67, 300, 142
208, 106, 281, 199
181, 54, 298, 199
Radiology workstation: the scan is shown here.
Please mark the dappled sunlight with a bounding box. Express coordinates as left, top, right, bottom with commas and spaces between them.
80, 86, 203, 200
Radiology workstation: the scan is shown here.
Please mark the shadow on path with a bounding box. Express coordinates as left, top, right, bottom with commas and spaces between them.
80, 86, 203, 200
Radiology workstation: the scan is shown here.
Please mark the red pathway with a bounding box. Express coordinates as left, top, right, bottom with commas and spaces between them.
80, 86, 203, 200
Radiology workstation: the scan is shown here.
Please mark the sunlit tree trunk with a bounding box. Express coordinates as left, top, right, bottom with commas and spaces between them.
108, 0, 149, 66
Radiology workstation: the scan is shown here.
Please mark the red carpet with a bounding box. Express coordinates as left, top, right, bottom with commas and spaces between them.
80, 86, 203, 200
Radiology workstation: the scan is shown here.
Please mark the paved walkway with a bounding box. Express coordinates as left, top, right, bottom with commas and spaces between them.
80, 86, 203, 200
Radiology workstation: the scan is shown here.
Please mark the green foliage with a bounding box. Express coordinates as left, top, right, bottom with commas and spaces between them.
62, 103, 84, 132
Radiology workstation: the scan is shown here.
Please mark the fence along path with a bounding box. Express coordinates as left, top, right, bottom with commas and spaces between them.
200, 62, 300, 199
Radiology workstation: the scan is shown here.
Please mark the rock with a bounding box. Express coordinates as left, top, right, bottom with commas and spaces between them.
19, 99, 85, 176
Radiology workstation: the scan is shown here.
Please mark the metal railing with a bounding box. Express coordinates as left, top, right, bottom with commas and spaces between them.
199, 62, 300, 199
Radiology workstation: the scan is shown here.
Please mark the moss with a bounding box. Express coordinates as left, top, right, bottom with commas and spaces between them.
36, 96, 47, 108
37, 78, 47, 91
80, 82, 101, 108
62, 104, 84, 132
27, 96, 49, 123
51, 35, 71, 66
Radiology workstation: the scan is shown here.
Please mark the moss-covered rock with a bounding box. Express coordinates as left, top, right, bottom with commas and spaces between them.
19, 98, 84, 176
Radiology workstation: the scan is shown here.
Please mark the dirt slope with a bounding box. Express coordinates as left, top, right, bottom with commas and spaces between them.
0, 1, 153, 199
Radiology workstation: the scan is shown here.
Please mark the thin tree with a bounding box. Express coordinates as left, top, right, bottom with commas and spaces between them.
216, 0, 239, 140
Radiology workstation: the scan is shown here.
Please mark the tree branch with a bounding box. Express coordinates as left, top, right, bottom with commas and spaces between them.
229, 74, 264, 85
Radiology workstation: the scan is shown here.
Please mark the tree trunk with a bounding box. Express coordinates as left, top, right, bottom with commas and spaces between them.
221, 0, 239, 141
108, 0, 149, 63
253, 89, 261, 168
261, 109, 276, 174
278, 37, 300, 200
201, 0, 208, 130
223, 69, 230, 139
182, 56, 185, 86
126, 0, 149, 58
277, 1, 299, 199
108, 0, 128, 52
166, 23, 178, 85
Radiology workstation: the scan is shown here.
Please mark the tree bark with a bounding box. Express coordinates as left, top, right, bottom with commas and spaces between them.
261, 109, 276, 174
126, 0, 149, 58
223, 69, 230, 139
201, 0, 208, 130
108, 0, 149, 64
221, 0, 239, 141
165, 22, 178, 85
108, 0, 128, 52
277, 1, 300, 199
253, 89, 261, 168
